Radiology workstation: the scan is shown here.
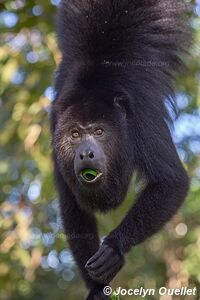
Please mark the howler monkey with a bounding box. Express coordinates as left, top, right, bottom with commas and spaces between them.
50, 1, 190, 299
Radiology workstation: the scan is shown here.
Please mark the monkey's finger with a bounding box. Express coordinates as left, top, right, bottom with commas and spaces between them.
100, 260, 123, 283
86, 250, 114, 271
89, 260, 120, 283
85, 245, 112, 269
89, 255, 119, 276
85, 248, 105, 267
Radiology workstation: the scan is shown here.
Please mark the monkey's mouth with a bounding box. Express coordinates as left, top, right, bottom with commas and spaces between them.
80, 168, 102, 183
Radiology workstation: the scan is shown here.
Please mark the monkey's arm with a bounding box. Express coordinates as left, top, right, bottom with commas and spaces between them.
54, 164, 109, 299
86, 116, 189, 284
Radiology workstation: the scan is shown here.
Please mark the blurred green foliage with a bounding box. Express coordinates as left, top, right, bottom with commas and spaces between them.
0, 1, 200, 300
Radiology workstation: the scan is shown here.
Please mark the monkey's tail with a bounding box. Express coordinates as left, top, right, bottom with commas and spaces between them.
57, 0, 190, 70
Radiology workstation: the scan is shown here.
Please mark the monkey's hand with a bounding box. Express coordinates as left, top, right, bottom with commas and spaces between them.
85, 244, 124, 284
85, 284, 109, 300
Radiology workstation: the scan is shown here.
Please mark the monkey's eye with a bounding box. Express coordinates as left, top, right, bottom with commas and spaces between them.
94, 129, 104, 136
71, 131, 80, 139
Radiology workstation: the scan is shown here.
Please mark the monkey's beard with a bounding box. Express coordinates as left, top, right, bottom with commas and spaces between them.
72, 158, 131, 213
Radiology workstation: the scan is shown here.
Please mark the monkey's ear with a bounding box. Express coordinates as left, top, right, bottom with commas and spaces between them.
114, 96, 130, 117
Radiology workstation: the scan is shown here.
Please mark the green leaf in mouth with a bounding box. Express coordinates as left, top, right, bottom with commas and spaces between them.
81, 169, 99, 181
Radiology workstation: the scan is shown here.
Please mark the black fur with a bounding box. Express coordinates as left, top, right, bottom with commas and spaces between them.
50, 1, 190, 299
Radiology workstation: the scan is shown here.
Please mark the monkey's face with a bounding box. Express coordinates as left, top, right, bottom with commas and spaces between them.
65, 120, 109, 187
52, 99, 127, 191
73, 126, 106, 185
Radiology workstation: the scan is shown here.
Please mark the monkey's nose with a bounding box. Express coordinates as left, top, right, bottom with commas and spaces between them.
79, 151, 94, 161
